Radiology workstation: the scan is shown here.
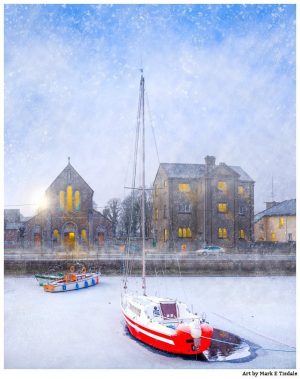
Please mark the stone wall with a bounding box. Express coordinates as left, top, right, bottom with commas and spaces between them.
4, 255, 296, 276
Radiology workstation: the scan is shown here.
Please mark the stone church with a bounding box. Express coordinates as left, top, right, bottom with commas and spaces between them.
5, 159, 112, 251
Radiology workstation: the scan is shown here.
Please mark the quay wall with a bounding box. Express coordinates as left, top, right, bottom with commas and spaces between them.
4, 256, 296, 276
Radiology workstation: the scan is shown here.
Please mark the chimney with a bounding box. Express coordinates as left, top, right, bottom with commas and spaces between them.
205, 155, 216, 172
265, 201, 279, 209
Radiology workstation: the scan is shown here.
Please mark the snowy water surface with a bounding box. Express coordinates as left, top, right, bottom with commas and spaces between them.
4, 275, 296, 369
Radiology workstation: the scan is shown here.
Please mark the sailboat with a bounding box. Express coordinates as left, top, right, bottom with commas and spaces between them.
121, 71, 213, 355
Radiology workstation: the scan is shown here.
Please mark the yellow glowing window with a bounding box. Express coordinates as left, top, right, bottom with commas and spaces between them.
178, 228, 183, 238
59, 191, 65, 211
74, 190, 81, 211
66, 185, 73, 212
178, 183, 190, 192
279, 217, 284, 228
239, 229, 245, 239
217, 181, 227, 191
218, 203, 228, 213
53, 229, 60, 239
187, 228, 192, 238
238, 185, 244, 195
164, 228, 169, 242
182, 228, 187, 238
155, 208, 158, 221
81, 229, 87, 241
218, 227, 227, 239
271, 232, 276, 242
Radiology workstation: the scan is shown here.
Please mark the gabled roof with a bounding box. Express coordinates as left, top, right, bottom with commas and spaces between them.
229, 166, 254, 182
254, 199, 296, 222
158, 162, 254, 181
46, 162, 94, 193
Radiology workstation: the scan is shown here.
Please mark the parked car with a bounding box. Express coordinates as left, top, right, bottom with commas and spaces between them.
196, 245, 225, 255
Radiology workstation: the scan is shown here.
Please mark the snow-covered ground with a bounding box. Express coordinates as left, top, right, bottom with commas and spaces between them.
4, 275, 296, 369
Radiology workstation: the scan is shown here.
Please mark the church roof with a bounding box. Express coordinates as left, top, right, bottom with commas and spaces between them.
46, 160, 94, 193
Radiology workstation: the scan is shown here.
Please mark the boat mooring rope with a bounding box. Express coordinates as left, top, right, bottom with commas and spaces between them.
201, 335, 296, 353
211, 311, 296, 351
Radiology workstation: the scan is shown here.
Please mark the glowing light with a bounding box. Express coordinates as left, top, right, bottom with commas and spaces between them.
31, 189, 49, 211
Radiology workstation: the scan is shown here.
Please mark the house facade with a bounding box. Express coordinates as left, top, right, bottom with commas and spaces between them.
153, 156, 254, 250
254, 199, 296, 242
4, 160, 112, 251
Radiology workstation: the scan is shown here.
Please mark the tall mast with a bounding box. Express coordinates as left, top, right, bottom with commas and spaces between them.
140, 70, 146, 295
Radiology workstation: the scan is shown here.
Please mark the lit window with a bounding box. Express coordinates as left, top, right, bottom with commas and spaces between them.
178, 228, 183, 238
279, 217, 284, 228
217, 181, 227, 191
59, 191, 65, 211
218, 203, 228, 213
182, 228, 187, 238
238, 185, 244, 195
271, 232, 276, 242
218, 227, 228, 239
81, 229, 87, 242
178, 183, 190, 192
187, 228, 192, 238
53, 229, 60, 240
155, 208, 158, 221
239, 229, 245, 239
164, 229, 169, 242
74, 190, 81, 211
66, 185, 73, 212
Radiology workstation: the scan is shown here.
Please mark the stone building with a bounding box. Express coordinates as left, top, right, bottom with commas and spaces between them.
254, 199, 296, 242
4, 209, 28, 249
4, 159, 112, 251
153, 156, 254, 250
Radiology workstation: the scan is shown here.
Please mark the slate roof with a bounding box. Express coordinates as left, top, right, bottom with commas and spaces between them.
160, 163, 254, 181
254, 199, 296, 222
160, 163, 206, 179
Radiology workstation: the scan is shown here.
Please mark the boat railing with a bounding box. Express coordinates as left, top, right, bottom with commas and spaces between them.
160, 317, 202, 324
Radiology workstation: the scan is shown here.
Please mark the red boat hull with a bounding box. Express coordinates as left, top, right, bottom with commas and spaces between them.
123, 311, 213, 355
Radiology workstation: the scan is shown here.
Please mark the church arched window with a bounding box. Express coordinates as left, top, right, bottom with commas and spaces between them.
66, 185, 73, 212
59, 191, 65, 211
75, 190, 81, 211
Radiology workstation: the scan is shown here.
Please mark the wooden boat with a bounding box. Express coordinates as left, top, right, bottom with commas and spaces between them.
35, 273, 64, 286
121, 71, 213, 355
43, 271, 101, 292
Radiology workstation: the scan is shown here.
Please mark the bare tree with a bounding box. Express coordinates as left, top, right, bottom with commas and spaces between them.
102, 198, 122, 237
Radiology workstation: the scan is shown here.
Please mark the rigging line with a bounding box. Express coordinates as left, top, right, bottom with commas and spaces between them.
145, 89, 160, 165
176, 256, 188, 304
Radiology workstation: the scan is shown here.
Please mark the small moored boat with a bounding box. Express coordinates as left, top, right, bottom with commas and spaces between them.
35, 273, 64, 286
122, 294, 213, 355
43, 271, 101, 292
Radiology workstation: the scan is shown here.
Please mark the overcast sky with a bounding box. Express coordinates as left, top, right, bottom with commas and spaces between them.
4, 4, 296, 216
